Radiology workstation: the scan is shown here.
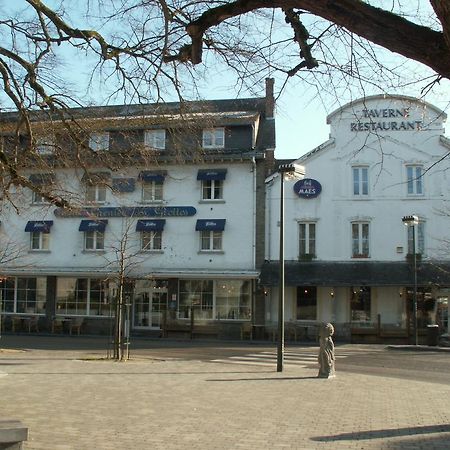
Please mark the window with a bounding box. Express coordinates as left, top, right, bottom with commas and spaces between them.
202, 128, 225, 148
407, 221, 425, 254
35, 135, 55, 155
178, 279, 251, 321
296, 286, 317, 320
89, 132, 109, 151
84, 231, 105, 251
30, 231, 50, 251
144, 129, 166, 150
0, 277, 46, 314
142, 181, 163, 203
56, 278, 109, 316
351, 286, 371, 322
352, 222, 369, 257
86, 184, 106, 203
202, 179, 223, 200
406, 165, 424, 195
141, 231, 162, 251
299, 222, 316, 258
200, 230, 222, 251
353, 166, 368, 196
32, 190, 48, 205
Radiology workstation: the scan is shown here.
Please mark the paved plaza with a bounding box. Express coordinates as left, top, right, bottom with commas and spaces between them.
1, 336, 450, 449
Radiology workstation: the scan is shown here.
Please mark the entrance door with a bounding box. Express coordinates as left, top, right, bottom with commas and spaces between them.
133, 281, 168, 329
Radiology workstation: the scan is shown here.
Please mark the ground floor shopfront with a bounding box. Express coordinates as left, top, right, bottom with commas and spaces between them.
260, 260, 450, 344
0, 274, 259, 339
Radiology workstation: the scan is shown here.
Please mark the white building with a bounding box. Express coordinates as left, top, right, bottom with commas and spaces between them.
0, 83, 275, 338
262, 95, 450, 343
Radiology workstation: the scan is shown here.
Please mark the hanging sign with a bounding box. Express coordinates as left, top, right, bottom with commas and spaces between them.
293, 179, 322, 199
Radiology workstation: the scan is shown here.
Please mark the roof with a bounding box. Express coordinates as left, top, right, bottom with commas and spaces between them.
259, 260, 450, 287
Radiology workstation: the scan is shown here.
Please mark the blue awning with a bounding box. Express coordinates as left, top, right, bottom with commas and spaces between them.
136, 219, 166, 232
25, 221, 53, 233
139, 171, 167, 183
79, 220, 108, 232
195, 219, 226, 231
197, 169, 227, 181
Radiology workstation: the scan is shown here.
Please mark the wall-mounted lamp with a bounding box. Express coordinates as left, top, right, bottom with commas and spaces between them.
330, 288, 335, 299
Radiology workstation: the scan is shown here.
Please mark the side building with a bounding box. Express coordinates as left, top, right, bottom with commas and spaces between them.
262, 94, 450, 343
0, 81, 275, 338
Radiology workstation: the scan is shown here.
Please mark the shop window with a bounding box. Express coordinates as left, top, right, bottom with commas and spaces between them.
216, 280, 251, 320
56, 277, 109, 316
0, 277, 46, 314
179, 280, 214, 320
296, 286, 317, 320
406, 287, 436, 328
351, 286, 371, 323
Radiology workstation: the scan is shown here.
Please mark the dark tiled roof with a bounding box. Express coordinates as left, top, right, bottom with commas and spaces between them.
259, 260, 450, 286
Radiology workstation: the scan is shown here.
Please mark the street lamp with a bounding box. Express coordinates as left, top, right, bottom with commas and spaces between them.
402, 215, 419, 346
277, 163, 304, 372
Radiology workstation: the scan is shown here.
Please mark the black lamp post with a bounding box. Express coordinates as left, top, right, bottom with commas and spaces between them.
277, 163, 304, 372
402, 215, 419, 345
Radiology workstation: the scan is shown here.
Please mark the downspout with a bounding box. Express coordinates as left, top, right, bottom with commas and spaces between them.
252, 156, 257, 271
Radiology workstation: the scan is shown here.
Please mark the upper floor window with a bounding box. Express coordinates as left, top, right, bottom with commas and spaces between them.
35, 135, 55, 155
202, 128, 225, 148
84, 231, 105, 251
89, 132, 110, 152
144, 129, 166, 150
202, 179, 223, 200
86, 184, 106, 204
31, 231, 50, 251
352, 222, 369, 258
32, 190, 48, 205
407, 221, 425, 254
196, 219, 225, 252
353, 166, 368, 196
406, 165, 424, 195
141, 231, 162, 251
142, 181, 163, 203
299, 222, 316, 259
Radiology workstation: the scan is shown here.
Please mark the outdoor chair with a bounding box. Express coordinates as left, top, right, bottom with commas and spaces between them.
240, 322, 253, 340
69, 318, 84, 335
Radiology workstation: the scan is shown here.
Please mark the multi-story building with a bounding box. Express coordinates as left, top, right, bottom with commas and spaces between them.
262, 94, 450, 343
0, 80, 275, 338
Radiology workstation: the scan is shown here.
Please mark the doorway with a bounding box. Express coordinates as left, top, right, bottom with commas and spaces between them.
133, 280, 168, 329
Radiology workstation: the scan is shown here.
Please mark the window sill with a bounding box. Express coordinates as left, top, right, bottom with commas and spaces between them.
82, 250, 106, 254
140, 250, 164, 254
199, 199, 225, 204
198, 250, 224, 254
351, 255, 370, 259
28, 250, 51, 253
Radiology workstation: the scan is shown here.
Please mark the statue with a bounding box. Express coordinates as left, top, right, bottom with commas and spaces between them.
318, 322, 335, 378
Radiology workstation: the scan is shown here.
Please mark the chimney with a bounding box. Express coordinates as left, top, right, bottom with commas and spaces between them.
265, 78, 275, 119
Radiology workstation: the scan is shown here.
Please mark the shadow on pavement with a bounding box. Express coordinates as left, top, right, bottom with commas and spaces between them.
207, 375, 318, 382
312, 423, 450, 442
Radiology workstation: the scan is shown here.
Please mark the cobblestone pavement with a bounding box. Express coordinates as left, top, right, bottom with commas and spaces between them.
1, 337, 450, 449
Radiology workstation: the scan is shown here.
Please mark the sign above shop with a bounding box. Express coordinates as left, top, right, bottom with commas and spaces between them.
293, 179, 322, 199
350, 108, 423, 132
54, 206, 197, 218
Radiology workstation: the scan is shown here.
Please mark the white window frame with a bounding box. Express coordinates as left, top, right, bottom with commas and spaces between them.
299, 222, 316, 258
352, 222, 370, 258
30, 231, 50, 251
202, 128, 225, 148
144, 129, 166, 150
141, 231, 163, 251
35, 135, 56, 155
406, 165, 424, 195
200, 230, 223, 251
352, 166, 369, 196
84, 231, 105, 251
201, 179, 223, 200
142, 181, 163, 203
89, 132, 110, 152
86, 184, 107, 204
31, 190, 48, 205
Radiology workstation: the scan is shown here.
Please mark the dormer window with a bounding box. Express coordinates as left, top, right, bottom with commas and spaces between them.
202, 128, 225, 148
89, 132, 110, 151
144, 130, 166, 150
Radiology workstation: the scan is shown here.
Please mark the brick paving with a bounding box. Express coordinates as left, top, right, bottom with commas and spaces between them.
1, 337, 450, 449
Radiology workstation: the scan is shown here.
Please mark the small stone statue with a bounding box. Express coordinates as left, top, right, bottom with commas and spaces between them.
318, 322, 335, 378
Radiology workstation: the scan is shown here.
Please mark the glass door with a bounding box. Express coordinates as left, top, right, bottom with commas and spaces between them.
133, 280, 167, 329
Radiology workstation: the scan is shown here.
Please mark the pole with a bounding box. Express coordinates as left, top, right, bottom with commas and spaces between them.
412, 225, 418, 346
277, 172, 285, 372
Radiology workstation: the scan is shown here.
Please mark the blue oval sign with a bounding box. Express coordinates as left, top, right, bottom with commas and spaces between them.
293, 178, 322, 199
